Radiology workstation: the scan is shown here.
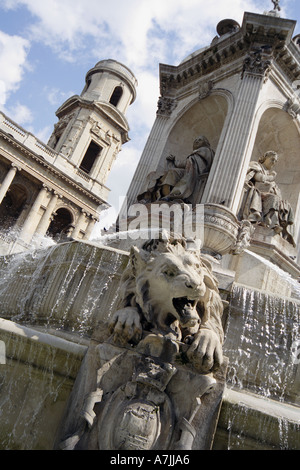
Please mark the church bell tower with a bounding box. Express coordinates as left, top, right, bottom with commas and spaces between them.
48, 59, 137, 196
0, 59, 137, 254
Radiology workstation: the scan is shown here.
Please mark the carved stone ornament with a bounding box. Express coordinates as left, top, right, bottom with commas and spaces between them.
242, 47, 272, 80
157, 96, 177, 116
231, 219, 255, 255
201, 204, 240, 256
199, 80, 214, 100
58, 237, 227, 451
284, 98, 300, 119
90, 120, 102, 137
97, 354, 176, 450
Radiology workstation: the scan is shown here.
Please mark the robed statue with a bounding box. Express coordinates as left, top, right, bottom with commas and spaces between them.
242, 150, 295, 246
137, 135, 214, 206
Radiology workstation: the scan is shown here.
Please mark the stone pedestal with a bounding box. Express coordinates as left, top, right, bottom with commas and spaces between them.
225, 225, 300, 297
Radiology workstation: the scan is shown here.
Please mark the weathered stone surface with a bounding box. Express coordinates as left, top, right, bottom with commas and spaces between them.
0, 318, 87, 450
57, 237, 227, 450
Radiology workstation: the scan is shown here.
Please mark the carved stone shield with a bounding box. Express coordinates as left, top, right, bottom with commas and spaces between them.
97, 381, 174, 450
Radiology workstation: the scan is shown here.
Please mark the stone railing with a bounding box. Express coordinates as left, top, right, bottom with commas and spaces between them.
0, 112, 58, 161
0, 111, 110, 201
76, 167, 91, 182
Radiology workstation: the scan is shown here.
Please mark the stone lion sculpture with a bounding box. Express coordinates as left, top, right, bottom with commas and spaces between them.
108, 238, 224, 373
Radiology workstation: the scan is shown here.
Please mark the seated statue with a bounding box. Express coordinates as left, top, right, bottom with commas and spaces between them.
137, 135, 214, 206
242, 150, 295, 246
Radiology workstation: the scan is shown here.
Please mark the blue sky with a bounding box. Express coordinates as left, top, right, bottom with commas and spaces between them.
0, 0, 299, 232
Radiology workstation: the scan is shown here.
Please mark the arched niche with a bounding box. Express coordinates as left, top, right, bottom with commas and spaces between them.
250, 107, 300, 213
0, 183, 28, 231
160, 93, 229, 167
47, 207, 73, 239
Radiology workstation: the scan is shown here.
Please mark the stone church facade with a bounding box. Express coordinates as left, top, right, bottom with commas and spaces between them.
0, 59, 137, 254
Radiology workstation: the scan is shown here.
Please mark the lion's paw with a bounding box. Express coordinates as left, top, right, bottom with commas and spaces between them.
108, 307, 142, 346
186, 329, 223, 373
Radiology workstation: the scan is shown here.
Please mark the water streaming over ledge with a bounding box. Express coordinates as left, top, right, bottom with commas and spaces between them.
216, 283, 300, 449
0, 239, 130, 449
0, 233, 299, 449
225, 284, 300, 401
0, 239, 128, 337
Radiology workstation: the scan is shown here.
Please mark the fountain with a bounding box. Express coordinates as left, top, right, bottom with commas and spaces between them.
0, 1, 300, 451
0, 236, 129, 449
0, 208, 298, 450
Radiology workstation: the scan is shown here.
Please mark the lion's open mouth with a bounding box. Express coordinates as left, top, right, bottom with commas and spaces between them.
172, 297, 199, 328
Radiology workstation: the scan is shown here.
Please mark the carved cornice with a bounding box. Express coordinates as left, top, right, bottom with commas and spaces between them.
159, 12, 299, 96
276, 44, 300, 81
0, 130, 108, 210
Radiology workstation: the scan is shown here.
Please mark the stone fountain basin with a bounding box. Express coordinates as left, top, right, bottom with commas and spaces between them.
201, 204, 240, 255
0, 240, 129, 337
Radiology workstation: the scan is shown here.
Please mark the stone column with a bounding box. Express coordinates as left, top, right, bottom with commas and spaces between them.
35, 190, 61, 236
125, 111, 174, 208
18, 184, 50, 244
203, 48, 272, 214
83, 215, 97, 240
0, 163, 20, 205
72, 209, 88, 239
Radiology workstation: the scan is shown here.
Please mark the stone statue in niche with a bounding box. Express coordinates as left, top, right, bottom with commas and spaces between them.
137, 136, 214, 206
242, 150, 295, 246
58, 237, 226, 451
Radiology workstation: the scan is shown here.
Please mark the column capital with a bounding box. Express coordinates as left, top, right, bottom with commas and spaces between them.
11, 163, 22, 172
156, 96, 177, 117
53, 190, 63, 198
42, 183, 52, 192
242, 47, 272, 80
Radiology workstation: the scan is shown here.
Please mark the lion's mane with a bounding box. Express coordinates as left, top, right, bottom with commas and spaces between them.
116, 238, 224, 344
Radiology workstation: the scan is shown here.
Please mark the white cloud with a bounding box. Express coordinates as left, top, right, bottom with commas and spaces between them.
0, 30, 30, 106
7, 102, 33, 125
127, 70, 159, 130
2, 0, 270, 67
44, 86, 74, 106
0, 0, 274, 217
34, 125, 53, 143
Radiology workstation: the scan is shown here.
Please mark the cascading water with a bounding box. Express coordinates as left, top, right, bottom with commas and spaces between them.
224, 285, 299, 401
0, 237, 129, 449
0, 239, 127, 336
218, 282, 300, 449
